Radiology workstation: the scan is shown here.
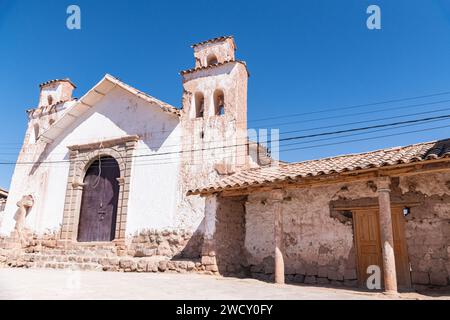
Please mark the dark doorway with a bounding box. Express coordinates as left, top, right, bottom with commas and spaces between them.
77, 156, 120, 242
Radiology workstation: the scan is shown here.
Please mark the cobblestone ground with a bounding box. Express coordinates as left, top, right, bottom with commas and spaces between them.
0, 269, 448, 300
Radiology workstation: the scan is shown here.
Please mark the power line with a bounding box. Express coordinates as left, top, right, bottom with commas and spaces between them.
247, 90, 450, 123
2, 91, 450, 146
99, 118, 450, 166
1, 114, 449, 166
2, 103, 450, 156
280, 117, 448, 148
282, 124, 450, 153
6, 122, 449, 169
264, 100, 450, 130
277, 105, 450, 136
86, 119, 450, 168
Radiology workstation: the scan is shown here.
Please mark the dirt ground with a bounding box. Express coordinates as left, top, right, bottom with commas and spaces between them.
0, 268, 448, 300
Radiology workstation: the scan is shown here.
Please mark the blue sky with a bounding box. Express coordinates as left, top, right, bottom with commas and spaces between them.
1, 0, 450, 189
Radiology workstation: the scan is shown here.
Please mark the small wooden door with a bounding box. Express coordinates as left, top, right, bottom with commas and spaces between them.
391, 207, 412, 288
77, 157, 120, 242
353, 209, 383, 287
353, 208, 411, 288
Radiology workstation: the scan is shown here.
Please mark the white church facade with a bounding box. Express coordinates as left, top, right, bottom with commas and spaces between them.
0, 36, 253, 251
1, 36, 449, 291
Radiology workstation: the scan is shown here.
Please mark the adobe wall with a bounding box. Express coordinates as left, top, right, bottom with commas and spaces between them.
399, 173, 450, 287
241, 172, 450, 287
244, 181, 372, 285
213, 196, 247, 275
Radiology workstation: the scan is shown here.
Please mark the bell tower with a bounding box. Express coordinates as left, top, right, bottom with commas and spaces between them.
38, 79, 76, 107
180, 36, 250, 189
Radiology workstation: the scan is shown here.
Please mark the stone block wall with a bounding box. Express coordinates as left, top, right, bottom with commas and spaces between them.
399, 173, 450, 287
127, 229, 203, 259
0, 228, 205, 274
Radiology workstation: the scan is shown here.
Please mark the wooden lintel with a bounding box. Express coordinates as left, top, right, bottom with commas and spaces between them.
331, 202, 422, 211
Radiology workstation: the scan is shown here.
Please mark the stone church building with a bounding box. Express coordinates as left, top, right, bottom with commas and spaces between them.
0, 36, 449, 293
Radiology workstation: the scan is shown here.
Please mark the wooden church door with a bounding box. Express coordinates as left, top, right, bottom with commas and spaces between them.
77, 156, 120, 242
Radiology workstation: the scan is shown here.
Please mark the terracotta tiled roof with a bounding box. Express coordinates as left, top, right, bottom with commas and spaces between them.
191, 36, 234, 48
180, 60, 249, 76
188, 138, 450, 195
39, 79, 77, 89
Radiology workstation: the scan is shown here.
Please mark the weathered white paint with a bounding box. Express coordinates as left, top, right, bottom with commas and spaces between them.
38, 81, 75, 107
1, 86, 188, 236
1, 37, 250, 242
204, 195, 218, 239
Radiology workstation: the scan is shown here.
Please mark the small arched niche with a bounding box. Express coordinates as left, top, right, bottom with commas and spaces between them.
194, 92, 205, 118
33, 123, 40, 142
47, 95, 53, 106
207, 54, 218, 66
214, 89, 225, 116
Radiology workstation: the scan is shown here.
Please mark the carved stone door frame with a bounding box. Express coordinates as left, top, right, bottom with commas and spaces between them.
60, 135, 138, 244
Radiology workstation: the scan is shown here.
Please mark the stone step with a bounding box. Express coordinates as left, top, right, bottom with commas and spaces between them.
22, 254, 103, 264
37, 248, 117, 256
5, 251, 204, 273
25, 249, 117, 258
30, 261, 103, 271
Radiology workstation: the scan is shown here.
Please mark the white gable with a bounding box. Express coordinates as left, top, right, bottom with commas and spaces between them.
39, 74, 180, 143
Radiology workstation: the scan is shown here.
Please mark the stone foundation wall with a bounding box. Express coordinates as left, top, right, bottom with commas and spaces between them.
127, 229, 203, 259
0, 228, 207, 274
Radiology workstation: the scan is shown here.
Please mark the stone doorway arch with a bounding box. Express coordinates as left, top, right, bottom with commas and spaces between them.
60, 135, 138, 243
77, 156, 120, 242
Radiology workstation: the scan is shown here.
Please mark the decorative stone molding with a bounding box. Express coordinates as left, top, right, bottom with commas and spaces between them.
377, 176, 391, 193
14, 195, 34, 230
60, 135, 139, 243
13, 195, 34, 246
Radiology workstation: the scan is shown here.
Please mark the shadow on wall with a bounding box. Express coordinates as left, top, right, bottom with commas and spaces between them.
172, 227, 204, 260
210, 193, 364, 288
129, 228, 204, 260
212, 195, 249, 277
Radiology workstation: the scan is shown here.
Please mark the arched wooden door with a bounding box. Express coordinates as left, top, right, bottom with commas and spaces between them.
77, 156, 120, 242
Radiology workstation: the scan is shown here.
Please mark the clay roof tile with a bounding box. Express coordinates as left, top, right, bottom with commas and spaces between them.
189, 138, 450, 195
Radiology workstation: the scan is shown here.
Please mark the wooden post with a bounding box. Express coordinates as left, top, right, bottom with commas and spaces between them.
377, 177, 398, 294
270, 189, 285, 284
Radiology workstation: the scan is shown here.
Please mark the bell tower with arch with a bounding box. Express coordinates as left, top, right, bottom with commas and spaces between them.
180, 36, 250, 191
